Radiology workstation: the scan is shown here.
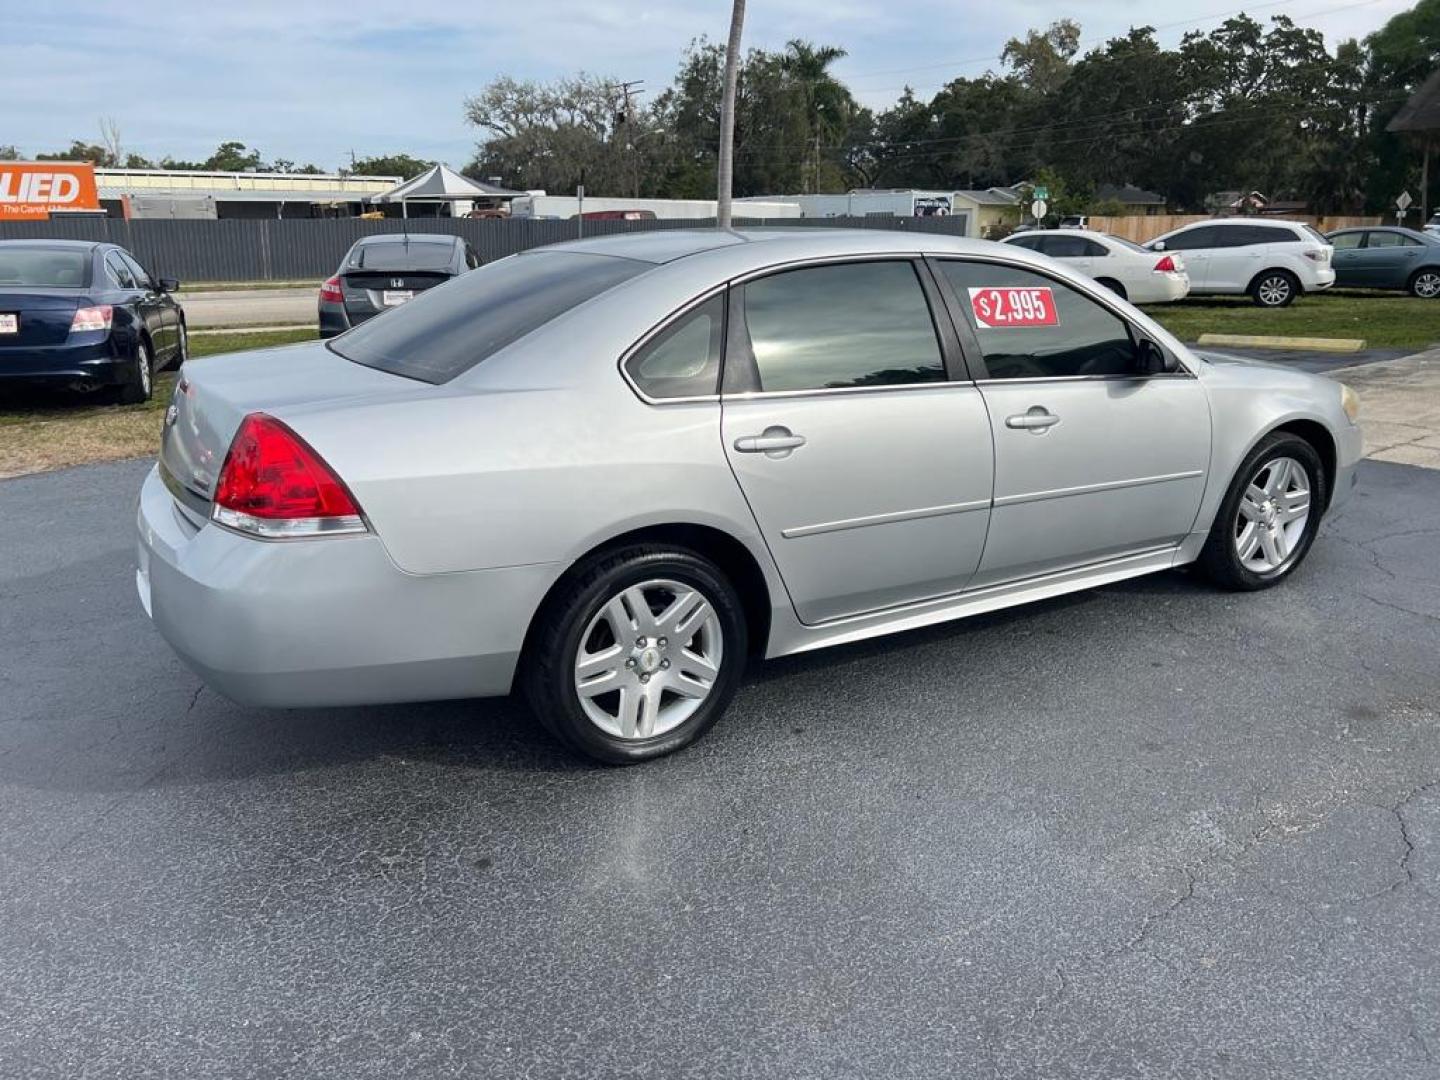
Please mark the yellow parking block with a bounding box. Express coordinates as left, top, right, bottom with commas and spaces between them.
1196, 333, 1366, 353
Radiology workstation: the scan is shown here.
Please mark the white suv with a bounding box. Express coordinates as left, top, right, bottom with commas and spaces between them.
1145, 218, 1334, 307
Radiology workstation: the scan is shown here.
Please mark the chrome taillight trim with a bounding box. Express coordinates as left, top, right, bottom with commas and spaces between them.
211, 505, 368, 540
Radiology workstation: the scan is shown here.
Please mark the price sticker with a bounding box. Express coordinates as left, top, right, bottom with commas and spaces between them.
967, 286, 1059, 329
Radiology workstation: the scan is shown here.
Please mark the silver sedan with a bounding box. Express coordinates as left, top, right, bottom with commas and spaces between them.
137, 229, 1363, 763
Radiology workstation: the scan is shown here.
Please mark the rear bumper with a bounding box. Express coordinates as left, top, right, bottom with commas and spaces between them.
0, 337, 129, 384
317, 301, 350, 339
135, 465, 559, 708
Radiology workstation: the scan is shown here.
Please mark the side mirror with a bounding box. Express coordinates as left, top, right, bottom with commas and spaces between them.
158, 277, 180, 293
1151, 240, 1166, 252
1137, 339, 1179, 375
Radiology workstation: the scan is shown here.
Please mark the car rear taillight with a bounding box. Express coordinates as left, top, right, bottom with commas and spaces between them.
1303, 248, 1328, 262
211, 413, 367, 538
70, 305, 113, 333
319, 276, 344, 303
1153, 255, 1177, 274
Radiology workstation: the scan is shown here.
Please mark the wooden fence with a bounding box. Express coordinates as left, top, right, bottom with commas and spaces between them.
1090, 214, 1383, 244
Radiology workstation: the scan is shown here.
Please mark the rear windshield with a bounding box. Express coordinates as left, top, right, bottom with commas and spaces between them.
350, 240, 456, 272
328, 251, 651, 383
1300, 224, 1331, 246
0, 248, 90, 287
1106, 235, 1150, 253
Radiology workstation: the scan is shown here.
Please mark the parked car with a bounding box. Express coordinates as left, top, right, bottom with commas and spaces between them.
1057, 215, 1090, 230
1001, 229, 1190, 303
1425, 213, 1440, 237
138, 229, 1361, 763
1326, 226, 1440, 298
318, 233, 479, 337
0, 239, 185, 403
1144, 218, 1335, 307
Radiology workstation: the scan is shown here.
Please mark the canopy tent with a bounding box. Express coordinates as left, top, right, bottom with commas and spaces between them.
368, 164, 526, 217
1388, 68, 1440, 222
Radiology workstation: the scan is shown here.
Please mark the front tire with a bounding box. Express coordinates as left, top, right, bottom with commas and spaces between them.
1197, 432, 1326, 590
116, 338, 154, 405
1409, 268, 1440, 299
522, 546, 748, 764
1250, 270, 1299, 308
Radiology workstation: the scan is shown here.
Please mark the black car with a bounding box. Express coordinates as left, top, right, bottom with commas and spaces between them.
318, 233, 480, 338
0, 240, 186, 403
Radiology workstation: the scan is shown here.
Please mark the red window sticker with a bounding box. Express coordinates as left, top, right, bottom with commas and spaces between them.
967, 286, 1059, 329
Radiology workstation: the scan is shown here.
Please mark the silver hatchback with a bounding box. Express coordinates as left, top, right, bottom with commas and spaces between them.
138, 230, 1363, 762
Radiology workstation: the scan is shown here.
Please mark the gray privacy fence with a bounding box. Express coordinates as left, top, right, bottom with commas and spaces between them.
0, 214, 972, 283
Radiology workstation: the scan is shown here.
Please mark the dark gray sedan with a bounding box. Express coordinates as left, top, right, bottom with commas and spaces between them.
318, 233, 480, 337
1326, 226, 1440, 297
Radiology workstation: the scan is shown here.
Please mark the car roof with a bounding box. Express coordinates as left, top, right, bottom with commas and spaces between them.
353, 233, 459, 246
0, 239, 103, 251
1328, 225, 1431, 239
540, 227, 1013, 268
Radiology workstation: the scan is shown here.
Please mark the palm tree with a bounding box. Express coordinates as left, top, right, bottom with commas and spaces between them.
782, 41, 851, 191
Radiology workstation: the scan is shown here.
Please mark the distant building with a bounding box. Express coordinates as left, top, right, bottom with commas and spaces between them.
737, 188, 1020, 238
1093, 183, 1167, 215
510, 193, 802, 220
93, 167, 401, 219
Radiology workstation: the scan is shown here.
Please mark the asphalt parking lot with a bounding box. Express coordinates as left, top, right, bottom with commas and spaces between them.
2, 449, 1438, 1078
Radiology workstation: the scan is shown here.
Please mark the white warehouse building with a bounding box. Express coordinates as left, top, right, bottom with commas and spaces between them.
737, 188, 1020, 238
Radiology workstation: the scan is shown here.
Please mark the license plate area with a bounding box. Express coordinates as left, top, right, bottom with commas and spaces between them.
0, 313, 17, 334
381, 290, 414, 307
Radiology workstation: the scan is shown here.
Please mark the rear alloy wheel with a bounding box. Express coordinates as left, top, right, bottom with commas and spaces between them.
117, 339, 154, 405
1250, 270, 1298, 308
1197, 432, 1325, 590
523, 546, 747, 764
1410, 269, 1440, 299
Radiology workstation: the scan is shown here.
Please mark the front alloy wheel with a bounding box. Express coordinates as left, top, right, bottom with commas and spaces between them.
1411, 270, 1440, 299
1234, 456, 1311, 574
1252, 272, 1296, 308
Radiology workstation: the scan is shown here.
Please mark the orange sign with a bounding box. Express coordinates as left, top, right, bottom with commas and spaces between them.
0, 162, 102, 221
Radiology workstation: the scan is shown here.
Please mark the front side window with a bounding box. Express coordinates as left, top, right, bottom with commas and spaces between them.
936, 260, 1140, 380
624, 294, 724, 400
120, 251, 152, 288
1366, 230, 1421, 248
1040, 235, 1092, 258
739, 261, 945, 392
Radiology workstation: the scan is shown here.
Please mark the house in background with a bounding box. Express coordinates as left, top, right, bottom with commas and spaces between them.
1093, 183, 1167, 215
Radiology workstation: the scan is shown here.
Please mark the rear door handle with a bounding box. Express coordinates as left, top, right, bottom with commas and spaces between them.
1005, 409, 1061, 431
734, 426, 806, 456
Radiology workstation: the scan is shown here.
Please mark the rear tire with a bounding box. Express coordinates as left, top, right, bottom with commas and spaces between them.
522, 545, 748, 764
116, 339, 154, 405
1095, 278, 1127, 300
1249, 270, 1299, 308
1409, 268, 1440, 299
1196, 432, 1326, 591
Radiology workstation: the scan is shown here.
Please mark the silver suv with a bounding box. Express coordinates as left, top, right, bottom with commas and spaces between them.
1145, 218, 1335, 307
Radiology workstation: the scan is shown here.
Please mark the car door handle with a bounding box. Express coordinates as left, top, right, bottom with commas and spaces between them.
734, 427, 806, 455
1006, 409, 1061, 431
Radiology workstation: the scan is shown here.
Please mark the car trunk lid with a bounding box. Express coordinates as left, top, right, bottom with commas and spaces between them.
341, 271, 451, 317
0, 291, 83, 347
159, 340, 429, 518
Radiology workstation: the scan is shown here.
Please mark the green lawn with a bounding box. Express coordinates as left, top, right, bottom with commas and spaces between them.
0, 328, 316, 479
1142, 290, 1440, 351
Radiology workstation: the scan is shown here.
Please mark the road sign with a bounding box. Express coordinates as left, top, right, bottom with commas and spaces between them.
1033, 186, 1049, 201
1031, 199, 1048, 220
1398, 191, 1414, 211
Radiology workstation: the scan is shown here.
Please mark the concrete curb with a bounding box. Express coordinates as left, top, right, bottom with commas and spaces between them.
1198, 333, 1366, 353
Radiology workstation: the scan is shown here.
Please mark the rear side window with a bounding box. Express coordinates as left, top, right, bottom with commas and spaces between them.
351, 240, 456, 271
1005, 235, 1044, 251
936, 260, 1139, 380
1038, 235, 1095, 258
1366, 231, 1421, 248
1218, 224, 1291, 247
624, 294, 724, 400
0, 248, 89, 287
120, 251, 151, 287
329, 251, 650, 383
1160, 225, 1221, 251
105, 252, 137, 288
738, 261, 945, 392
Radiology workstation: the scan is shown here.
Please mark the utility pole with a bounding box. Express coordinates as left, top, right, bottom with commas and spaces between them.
717, 0, 746, 229
616, 80, 645, 200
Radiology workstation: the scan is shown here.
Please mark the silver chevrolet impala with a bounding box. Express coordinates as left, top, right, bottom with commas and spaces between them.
137, 230, 1363, 762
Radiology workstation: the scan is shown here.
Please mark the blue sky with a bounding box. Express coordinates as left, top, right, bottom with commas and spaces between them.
1, 0, 1414, 174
